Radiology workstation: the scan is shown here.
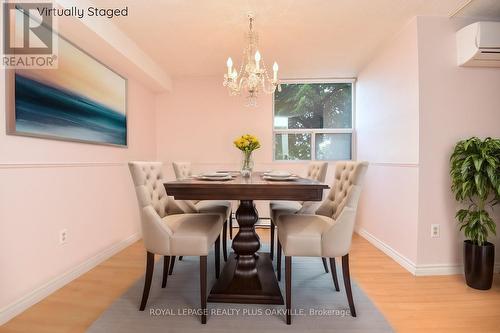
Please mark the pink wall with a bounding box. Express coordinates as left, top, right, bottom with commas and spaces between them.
155, 77, 274, 169
417, 16, 500, 266
0, 56, 157, 315
357, 16, 500, 271
356, 18, 420, 264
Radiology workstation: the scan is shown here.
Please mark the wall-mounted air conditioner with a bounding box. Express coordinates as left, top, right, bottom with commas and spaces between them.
456, 21, 500, 67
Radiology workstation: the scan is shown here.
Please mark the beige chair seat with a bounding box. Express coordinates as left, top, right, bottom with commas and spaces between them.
276, 214, 334, 257
269, 162, 328, 261
129, 161, 224, 323
195, 200, 231, 220
164, 213, 222, 256
172, 161, 233, 254
270, 200, 302, 224
275, 161, 369, 324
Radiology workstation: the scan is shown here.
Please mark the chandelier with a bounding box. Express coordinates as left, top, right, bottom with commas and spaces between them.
223, 13, 281, 107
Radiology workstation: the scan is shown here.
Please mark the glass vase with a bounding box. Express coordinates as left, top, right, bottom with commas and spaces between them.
241, 151, 254, 177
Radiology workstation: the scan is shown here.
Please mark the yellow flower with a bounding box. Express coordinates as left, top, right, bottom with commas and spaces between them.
234, 134, 261, 152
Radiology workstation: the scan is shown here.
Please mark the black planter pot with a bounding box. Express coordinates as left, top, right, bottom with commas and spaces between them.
463, 240, 495, 290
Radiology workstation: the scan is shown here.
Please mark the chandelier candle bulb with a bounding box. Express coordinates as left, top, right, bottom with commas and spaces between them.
273, 62, 278, 81
227, 57, 233, 75
255, 51, 261, 70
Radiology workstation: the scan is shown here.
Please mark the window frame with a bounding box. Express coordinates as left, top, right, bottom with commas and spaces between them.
272, 78, 357, 162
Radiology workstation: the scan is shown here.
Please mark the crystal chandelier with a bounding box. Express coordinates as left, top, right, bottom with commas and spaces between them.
223, 13, 281, 107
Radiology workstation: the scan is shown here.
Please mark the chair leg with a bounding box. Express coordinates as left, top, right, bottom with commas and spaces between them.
229, 211, 233, 239
285, 256, 292, 325
277, 239, 282, 281
139, 251, 154, 311
215, 235, 220, 279
200, 256, 207, 324
162, 256, 171, 288
322, 257, 329, 273
179, 256, 183, 261
270, 219, 275, 261
342, 254, 356, 317
169, 256, 176, 275
329, 258, 340, 291
222, 220, 228, 262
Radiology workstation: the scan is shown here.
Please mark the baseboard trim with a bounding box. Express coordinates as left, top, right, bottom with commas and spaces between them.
414, 264, 463, 276
414, 263, 500, 276
355, 227, 500, 276
0, 232, 141, 325
355, 227, 417, 275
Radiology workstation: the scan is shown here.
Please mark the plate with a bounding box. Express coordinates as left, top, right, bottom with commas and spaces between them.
263, 171, 292, 178
200, 172, 230, 177
263, 175, 299, 181
196, 175, 233, 181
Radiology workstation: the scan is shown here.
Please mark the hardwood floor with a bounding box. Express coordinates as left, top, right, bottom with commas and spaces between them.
1, 229, 499, 332
348, 234, 500, 332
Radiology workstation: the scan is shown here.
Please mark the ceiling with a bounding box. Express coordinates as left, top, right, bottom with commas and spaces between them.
93, 0, 486, 78
454, 0, 500, 19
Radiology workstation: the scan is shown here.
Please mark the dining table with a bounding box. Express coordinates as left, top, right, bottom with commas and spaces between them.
164, 171, 329, 305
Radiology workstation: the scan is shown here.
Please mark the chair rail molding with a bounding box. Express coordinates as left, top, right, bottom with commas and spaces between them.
0, 162, 125, 169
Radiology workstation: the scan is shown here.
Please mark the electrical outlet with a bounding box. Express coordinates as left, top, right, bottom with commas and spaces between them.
59, 229, 68, 245
431, 224, 440, 238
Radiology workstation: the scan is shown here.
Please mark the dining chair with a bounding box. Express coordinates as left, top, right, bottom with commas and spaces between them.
276, 161, 368, 324
172, 162, 233, 264
129, 161, 224, 324
269, 162, 328, 267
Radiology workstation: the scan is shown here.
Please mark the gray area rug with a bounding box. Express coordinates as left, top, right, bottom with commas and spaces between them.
88, 245, 393, 333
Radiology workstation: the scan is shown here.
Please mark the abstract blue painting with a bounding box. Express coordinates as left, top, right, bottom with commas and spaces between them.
8, 14, 127, 146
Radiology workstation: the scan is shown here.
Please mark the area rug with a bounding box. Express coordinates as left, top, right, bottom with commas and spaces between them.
88, 246, 393, 332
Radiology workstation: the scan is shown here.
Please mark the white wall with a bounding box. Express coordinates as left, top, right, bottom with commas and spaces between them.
416, 16, 500, 267
355, 18, 420, 264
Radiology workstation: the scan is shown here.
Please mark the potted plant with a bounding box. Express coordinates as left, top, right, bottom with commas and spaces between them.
450, 137, 500, 290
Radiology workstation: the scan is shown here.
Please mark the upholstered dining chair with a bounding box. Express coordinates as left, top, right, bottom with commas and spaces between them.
269, 162, 328, 267
172, 162, 233, 265
276, 161, 368, 324
129, 161, 224, 324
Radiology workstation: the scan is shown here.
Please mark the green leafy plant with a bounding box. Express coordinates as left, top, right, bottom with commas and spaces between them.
450, 137, 500, 245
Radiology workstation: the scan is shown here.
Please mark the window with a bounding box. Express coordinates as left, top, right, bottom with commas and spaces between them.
273, 81, 354, 161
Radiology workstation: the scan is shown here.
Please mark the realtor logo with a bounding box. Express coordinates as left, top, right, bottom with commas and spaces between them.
3, 2, 53, 54
2, 2, 57, 68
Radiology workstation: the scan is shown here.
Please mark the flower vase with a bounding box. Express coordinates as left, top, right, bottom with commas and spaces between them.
241, 151, 254, 177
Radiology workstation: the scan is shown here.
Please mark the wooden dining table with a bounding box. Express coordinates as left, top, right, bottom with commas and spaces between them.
164, 171, 329, 305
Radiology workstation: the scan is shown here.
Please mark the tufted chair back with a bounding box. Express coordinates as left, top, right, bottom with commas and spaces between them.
316, 161, 368, 219
172, 161, 201, 207
129, 161, 185, 254
318, 161, 368, 257
129, 161, 185, 218
172, 162, 193, 180
296, 162, 329, 211
305, 161, 328, 183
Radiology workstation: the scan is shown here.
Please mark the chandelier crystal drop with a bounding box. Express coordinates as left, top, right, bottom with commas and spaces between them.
223, 13, 281, 107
